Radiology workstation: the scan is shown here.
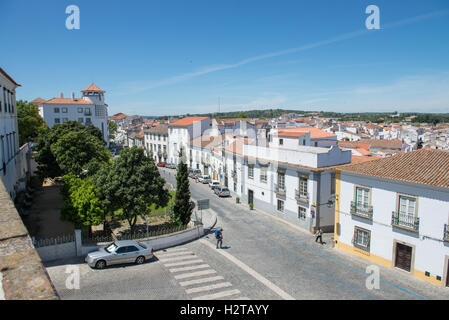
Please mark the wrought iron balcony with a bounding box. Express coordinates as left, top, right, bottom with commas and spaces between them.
295, 189, 309, 202
391, 211, 419, 232
350, 201, 373, 220
274, 184, 286, 195
444, 224, 449, 242
231, 170, 237, 178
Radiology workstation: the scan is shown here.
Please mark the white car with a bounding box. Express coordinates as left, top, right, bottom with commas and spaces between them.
209, 181, 220, 189
198, 175, 211, 183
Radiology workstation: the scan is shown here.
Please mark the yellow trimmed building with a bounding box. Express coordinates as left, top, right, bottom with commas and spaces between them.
334, 149, 449, 287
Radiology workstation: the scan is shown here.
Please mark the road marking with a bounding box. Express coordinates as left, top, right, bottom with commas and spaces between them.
158, 254, 198, 263
169, 264, 210, 273
192, 289, 241, 300
157, 251, 193, 258
186, 282, 232, 294
234, 297, 250, 300
199, 239, 295, 300
179, 276, 225, 287
164, 259, 204, 267
174, 269, 217, 280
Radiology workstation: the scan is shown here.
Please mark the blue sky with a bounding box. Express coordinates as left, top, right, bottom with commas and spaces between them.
1, 0, 448, 116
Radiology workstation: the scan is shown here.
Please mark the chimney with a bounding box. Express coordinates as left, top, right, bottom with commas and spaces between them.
72, 92, 75, 100
60, 92, 64, 99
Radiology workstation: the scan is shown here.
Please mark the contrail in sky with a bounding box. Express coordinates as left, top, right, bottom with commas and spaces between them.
123, 10, 448, 93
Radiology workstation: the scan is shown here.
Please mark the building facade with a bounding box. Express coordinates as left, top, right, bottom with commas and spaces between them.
168, 117, 210, 165
144, 124, 168, 163
37, 84, 109, 145
335, 149, 449, 286
0, 67, 31, 199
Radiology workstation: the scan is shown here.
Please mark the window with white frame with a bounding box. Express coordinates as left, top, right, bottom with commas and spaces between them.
278, 171, 285, 190
399, 195, 416, 216
54, 107, 60, 113
356, 186, 370, 208
248, 165, 254, 179
299, 176, 308, 197
260, 166, 267, 183
62, 118, 68, 123
298, 206, 307, 220
279, 138, 283, 145
54, 118, 60, 124
62, 107, 68, 113
78, 107, 83, 113
78, 118, 83, 123
277, 199, 284, 212
354, 227, 370, 251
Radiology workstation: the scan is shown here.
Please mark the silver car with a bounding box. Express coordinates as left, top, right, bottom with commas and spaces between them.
85, 240, 154, 269
215, 186, 231, 197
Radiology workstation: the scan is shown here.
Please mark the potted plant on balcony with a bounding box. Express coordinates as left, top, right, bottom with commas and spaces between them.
249, 203, 254, 210
236, 196, 240, 204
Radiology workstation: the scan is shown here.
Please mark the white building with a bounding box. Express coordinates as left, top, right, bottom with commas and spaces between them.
0, 67, 31, 199
37, 84, 109, 145
144, 124, 168, 163
335, 149, 449, 287
186, 130, 352, 233
168, 117, 210, 165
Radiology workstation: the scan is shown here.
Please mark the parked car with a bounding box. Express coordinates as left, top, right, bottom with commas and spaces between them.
85, 240, 154, 269
215, 186, 231, 197
166, 163, 176, 169
157, 162, 166, 167
209, 181, 220, 189
190, 169, 202, 178
198, 175, 211, 184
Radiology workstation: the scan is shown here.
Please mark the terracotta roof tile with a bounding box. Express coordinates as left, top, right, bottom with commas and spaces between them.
169, 117, 208, 127
81, 83, 105, 92
339, 149, 449, 189
43, 98, 94, 105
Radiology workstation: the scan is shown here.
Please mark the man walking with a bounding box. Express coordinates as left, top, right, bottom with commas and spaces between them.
315, 228, 323, 244
215, 228, 223, 249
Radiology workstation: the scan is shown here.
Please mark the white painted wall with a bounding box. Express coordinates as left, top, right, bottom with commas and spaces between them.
338, 171, 449, 278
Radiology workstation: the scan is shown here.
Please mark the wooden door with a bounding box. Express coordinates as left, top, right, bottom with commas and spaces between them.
395, 243, 412, 272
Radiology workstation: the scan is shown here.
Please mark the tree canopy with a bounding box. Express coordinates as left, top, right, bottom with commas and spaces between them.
61, 174, 106, 231
35, 121, 108, 178
172, 147, 192, 226
17, 100, 47, 145
93, 147, 170, 232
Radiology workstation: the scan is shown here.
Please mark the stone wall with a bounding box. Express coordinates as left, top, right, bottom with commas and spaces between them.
0, 179, 58, 300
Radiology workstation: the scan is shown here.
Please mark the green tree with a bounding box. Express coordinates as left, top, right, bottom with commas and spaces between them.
35, 121, 107, 178
17, 100, 47, 145
50, 130, 110, 177
61, 174, 106, 233
173, 147, 192, 226
93, 147, 170, 232
108, 120, 118, 140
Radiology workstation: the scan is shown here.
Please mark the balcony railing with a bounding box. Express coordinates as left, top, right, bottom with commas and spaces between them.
444, 224, 449, 242
231, 170, 237, 178
391, 211, 419, 232
350, 201, 373, 220
274, 184, 286, 195
295, 189, 309, 202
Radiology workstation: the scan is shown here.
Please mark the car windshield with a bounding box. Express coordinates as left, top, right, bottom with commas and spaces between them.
104, 242, 118, 253
222, 188, 229, 192
137, 241, 147, 249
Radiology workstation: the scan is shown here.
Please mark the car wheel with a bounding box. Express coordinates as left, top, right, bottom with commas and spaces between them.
95, 260, 106, 269
136, 256, 145, 265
